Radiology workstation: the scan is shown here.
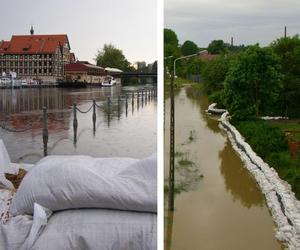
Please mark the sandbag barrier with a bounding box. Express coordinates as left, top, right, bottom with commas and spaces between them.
207, 104, 300, 249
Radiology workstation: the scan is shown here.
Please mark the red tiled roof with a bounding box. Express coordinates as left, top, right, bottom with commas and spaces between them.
199, 53, 219, 61
65, 62, 104, 72
0, 41, 11, 51
0, 34, 70, 54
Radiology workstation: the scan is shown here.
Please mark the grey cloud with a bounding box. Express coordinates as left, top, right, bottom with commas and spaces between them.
165, 0, 300, 47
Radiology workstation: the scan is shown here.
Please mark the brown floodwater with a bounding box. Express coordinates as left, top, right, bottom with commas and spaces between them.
0, 84, 156, 163
164, 86, 284, 250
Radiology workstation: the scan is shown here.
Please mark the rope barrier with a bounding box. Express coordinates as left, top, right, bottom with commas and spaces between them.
0, 121, 34, 133
76, 104, 93, 114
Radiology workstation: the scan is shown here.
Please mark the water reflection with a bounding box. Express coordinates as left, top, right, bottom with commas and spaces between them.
219, 140, 264, 208
0, 85, 156, 163
164, 86, 282, 250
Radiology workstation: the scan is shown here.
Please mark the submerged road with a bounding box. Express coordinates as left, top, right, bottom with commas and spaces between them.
164, 86, 283, 250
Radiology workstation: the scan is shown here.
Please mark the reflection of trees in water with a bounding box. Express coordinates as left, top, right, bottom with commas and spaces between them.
165, 152, 203, 198
219, 140, 264, 208
186, 85, 264, 208
185, 85, 220, 134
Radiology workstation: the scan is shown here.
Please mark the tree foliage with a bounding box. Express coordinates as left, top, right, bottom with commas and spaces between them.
201, 56, 230, 94
222, 45, 282, 121
95, 44, 131, 71
164, 28, 181, 75
181, 40, 199, 56
207, 40, 227, 54
271, 35, 300, 118
164, 28, 179, 47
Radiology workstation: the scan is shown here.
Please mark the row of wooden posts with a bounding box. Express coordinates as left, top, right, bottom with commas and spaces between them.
42, 89, 157, 156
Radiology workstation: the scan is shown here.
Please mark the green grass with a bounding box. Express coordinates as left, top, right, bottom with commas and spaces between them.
165, 77, 195, 88
178, 159, 194, 166
234, 119, 300, 199
267, 120, 300, 142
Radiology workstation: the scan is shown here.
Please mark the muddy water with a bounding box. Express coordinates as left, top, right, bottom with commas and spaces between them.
164, 86, 283, 250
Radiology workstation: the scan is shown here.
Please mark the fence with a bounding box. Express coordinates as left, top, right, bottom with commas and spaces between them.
0, 88, 157, 157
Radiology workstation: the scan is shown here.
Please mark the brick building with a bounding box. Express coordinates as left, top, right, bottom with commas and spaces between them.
0, 27, 75, 83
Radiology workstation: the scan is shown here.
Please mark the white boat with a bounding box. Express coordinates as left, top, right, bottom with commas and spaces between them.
0, 77, 12, 87
102, 76, 116, 87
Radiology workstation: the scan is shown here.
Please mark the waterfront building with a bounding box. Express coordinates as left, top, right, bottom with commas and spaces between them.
64, 61, 106, 84
0, 26, 74, 83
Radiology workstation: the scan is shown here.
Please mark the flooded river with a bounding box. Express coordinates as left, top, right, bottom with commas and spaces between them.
164, 86, 283, 250
0, 85, 156, 163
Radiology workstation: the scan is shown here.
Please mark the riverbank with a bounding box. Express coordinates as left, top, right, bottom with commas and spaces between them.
206, 96, 300, 249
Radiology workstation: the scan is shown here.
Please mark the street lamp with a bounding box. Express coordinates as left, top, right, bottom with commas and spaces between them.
168, 50, 207, 211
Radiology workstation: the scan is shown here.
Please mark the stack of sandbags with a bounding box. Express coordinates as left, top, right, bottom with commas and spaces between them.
2, 154, 157, 250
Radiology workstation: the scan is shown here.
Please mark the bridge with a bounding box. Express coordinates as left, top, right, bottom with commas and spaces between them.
112, 72, 157, 77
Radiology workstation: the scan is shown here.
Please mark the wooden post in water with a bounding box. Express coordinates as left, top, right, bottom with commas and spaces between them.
42, 107, 48, 157
131, 92, 134, 114
73, 104, 78, 145
131, 92, 134, 108
137, 91, 140, 107
117, 95, 121, 119
141, 90, 144, 105
92, 100, 96, 135
125, 94, 128, 117
107, 97, 111, 127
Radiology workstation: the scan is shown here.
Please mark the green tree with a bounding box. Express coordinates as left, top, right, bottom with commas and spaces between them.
95, 44, 131, 71
164, 28, 179, 47
181, 40, 199, 56
164, 29, 181, 75
201, 56, 230, 94
208, 40, 227, 54
222, 45, 282, 120
271, 35, 300, 118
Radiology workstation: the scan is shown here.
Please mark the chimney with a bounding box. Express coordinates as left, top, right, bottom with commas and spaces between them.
30, 25, 34, 35
284, 26, 287, 38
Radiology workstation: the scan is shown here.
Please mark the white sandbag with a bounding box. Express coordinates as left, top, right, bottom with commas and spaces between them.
22, 203, 52, 250
0, 203, 52, 250
30, 209, 157, 250
0, 139, 15, 189
0, 215, 33, 250
11, 154, 157, 215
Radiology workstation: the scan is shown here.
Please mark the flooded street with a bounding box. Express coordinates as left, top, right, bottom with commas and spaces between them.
0, 85, 156, 163
164, 86, 283, 250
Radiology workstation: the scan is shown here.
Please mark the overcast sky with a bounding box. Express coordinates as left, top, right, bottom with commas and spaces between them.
165, 0, 300, 47
0, 0, 157, 64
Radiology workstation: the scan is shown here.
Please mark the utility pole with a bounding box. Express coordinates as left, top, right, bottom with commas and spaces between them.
231, 37, 233, 47
169, 71, 175, 211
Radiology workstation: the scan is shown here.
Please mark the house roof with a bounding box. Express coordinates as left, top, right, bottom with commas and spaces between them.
65, 62, 105, 72
105, 67, 123, 73
199, 53, 219, 61
0, 34, 70, 54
